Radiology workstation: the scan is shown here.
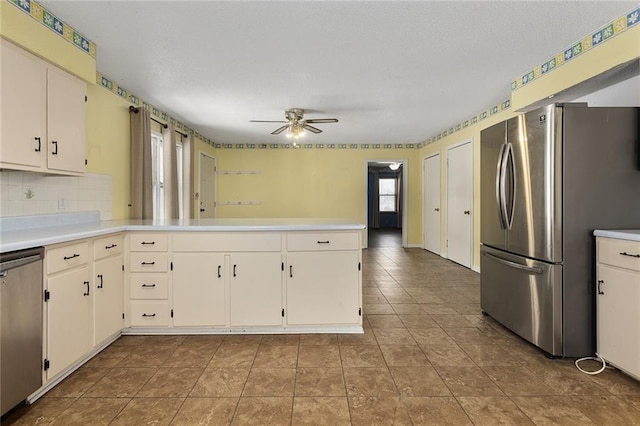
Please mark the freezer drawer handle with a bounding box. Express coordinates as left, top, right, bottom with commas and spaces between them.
482, 252, 543, 274
619, 251, 640, 258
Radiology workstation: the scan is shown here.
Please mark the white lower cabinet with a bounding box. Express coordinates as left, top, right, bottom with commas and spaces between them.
229, 253, 283, 327
596, 236, 640, 380
172, 253, 225, 326
46, 266, 91, 379
93, 255, 124, 345
286, 251, 360, 325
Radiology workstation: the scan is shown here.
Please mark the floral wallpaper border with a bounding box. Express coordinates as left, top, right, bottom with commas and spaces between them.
512, 6, 639, 90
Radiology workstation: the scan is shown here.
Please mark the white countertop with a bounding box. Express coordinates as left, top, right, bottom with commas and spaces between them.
594, 230, 640, 242
0, 213, 366, 253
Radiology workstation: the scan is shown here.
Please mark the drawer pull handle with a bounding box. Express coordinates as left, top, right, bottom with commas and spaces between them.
97, 274, 104, 289
105, 244, 118, 249
141, 261, 156, 265
218, 265, 222, 278
142, 313, 156, 317
597, 280, 604, 295
83, 281, 90, 296
141, 283, 156, 288
141, 241, 155, 245
619, 251, 640, 258
64, 253, 80, 260
317, 240, 330, 244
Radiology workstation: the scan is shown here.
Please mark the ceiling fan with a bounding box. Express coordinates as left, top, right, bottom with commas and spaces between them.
250, 108, 338, 139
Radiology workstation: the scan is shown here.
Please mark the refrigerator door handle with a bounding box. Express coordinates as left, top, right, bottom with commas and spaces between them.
496, 144, 508, 229
505, 142, 516, 229
498, 144, 510, 229
482, 251, 543, 274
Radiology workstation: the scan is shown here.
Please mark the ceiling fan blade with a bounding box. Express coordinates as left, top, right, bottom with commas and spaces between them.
271, 125, 289, 135
303, 124, 323, 134
250, 120, 288, 123
305, 118, 338, 124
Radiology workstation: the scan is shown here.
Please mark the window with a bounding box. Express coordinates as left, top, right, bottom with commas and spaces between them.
151, 130, 185, 220
151, 131, 164, 220
379, 178, 397, 212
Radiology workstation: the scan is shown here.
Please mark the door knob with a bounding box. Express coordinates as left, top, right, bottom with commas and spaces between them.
200, 208, 205, 212
464, 210, 470, 215
434, 208, 440, 212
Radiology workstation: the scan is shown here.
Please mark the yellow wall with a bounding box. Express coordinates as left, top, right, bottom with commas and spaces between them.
85, 84, 131, 219
214, 148, 422, 246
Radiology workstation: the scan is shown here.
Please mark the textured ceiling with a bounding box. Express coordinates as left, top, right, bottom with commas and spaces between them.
39, 1, 637, 145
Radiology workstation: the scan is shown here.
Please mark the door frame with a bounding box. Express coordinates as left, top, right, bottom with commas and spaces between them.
198, 150, 216, 219
445, 139, 474, 268
363, 159, 408, 249
422, 152, 442, 256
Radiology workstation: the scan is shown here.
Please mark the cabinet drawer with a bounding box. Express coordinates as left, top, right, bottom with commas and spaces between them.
287, 232, 360, 251
129, 302, 170, 326
47, 241, 89, 274
130, 274, 169, 299
172, 232, 281, 252
129, 233, 168, 252
94, 234, 124, 260
598, 238, 640, 272
129, 253, 168, 272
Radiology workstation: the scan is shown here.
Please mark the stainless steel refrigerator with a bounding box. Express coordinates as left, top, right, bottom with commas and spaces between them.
480, 104, 640, 358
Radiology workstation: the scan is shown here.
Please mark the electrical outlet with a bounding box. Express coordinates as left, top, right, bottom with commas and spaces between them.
58, 196, 65, 209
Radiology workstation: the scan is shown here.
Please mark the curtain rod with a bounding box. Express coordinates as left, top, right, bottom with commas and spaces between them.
129, 105, 188, 138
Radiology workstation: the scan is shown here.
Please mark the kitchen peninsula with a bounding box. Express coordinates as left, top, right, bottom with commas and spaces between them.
0, 212, 365, 401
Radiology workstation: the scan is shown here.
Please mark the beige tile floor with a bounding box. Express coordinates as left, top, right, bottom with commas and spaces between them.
4, 247, 640, 425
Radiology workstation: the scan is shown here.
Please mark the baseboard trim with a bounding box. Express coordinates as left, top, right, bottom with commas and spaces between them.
472, 265, 481, 273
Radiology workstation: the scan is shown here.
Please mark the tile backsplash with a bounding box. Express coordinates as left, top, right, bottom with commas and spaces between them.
0, 171, 112, 220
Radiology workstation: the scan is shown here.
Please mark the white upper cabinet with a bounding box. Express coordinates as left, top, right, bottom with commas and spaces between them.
0, 39, 86, 175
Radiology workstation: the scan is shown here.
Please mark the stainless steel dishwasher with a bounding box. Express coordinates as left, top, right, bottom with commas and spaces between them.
1, 247, 44, 417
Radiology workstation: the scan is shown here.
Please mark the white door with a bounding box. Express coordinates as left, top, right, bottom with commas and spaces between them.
199, 152, 216, 218
423, 154, 441, 255
94, 255, 124, 345
229, 253, 282, 327
173, 253, 225, 326
286, 252, 360, 325
447, 141, 473, 268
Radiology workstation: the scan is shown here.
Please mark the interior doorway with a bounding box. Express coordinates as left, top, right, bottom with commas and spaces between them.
198, 152, 216, 218
364, 160, 408, 248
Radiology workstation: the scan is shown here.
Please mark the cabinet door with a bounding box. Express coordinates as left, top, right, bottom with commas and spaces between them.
47, 66, 86, 174
287, 252, 360, 325
94, 255, 124, 345
0, 40, 46, 170
47, 267, 91, 379
597, 265, 640, 377
230, 253, 282, 327
173, 253, 225, 326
